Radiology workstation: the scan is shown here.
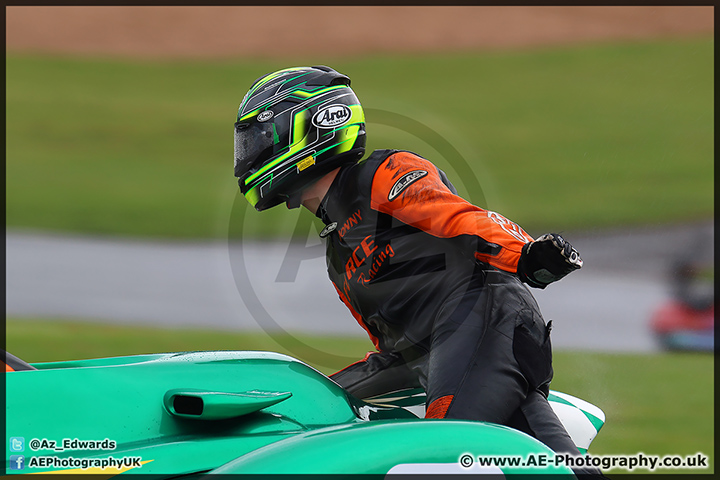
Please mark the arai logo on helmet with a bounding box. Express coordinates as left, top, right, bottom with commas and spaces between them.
312, 104, 352, 128
257, 110, 274, 122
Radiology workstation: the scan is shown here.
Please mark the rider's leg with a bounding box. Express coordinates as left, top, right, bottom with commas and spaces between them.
421, 268, 557, 429
330, 350, 421, 399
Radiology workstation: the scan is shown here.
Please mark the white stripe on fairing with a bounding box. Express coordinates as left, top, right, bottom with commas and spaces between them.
550, 390, 606, 423
393, 400, 600, 452
386, 462, 504, 476
402, 404, 426, 418
549, 402, 598, 450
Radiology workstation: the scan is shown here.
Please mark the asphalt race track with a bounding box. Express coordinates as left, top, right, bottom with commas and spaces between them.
6, 221, 713, 352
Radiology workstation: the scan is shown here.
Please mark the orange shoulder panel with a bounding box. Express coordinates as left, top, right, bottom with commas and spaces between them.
370, 151, 533, 273
5, 362, 15, 372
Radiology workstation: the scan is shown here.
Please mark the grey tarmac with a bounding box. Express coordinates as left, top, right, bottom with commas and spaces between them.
5, 221, 712, 353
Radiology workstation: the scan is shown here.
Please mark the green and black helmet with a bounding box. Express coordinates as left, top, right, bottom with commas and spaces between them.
234, 66, 366, 211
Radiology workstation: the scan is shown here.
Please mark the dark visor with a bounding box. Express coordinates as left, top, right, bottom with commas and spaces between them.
234, 122, 275, 179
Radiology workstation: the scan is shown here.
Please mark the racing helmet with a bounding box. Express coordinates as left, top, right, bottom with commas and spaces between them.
234, 66, 366, 211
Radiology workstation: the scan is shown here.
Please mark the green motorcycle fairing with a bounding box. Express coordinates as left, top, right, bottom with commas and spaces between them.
6, 350, 600, 476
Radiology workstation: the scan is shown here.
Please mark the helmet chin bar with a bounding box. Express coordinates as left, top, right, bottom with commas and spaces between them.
285, 191, 303, 210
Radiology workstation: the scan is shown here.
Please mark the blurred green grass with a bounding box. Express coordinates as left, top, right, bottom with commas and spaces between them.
6, 319, 713, 474
6, 39, 713, 239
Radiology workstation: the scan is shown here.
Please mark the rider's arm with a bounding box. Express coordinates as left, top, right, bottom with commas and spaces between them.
370, 151, 533, 273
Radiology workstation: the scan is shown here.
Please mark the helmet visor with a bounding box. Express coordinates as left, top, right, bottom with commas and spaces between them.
234, 121, 275, 182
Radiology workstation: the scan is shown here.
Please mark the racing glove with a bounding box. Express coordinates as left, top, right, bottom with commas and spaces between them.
517, 233, 583, 289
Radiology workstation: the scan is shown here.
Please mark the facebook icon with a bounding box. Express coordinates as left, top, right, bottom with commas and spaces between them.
9, 455, 25, 470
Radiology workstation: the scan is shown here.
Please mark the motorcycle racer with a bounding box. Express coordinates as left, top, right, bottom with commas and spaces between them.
233, 66, 589, 462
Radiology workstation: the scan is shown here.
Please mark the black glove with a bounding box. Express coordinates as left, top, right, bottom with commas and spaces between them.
517, 233, 583, 289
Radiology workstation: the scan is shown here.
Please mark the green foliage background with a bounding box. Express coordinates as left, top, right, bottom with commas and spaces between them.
6, 39, 713, 239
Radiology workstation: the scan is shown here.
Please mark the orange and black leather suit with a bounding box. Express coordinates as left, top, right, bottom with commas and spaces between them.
322, 149, 580, 455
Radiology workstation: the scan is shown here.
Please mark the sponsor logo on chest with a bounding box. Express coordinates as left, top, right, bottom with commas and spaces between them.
338, 209, 362, 239
343, 234, 396, 288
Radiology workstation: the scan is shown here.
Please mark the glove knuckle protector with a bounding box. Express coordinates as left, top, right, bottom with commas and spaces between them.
517, 233, 582, 288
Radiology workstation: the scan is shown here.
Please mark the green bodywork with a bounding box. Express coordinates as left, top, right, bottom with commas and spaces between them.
6, 351, 586, 476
